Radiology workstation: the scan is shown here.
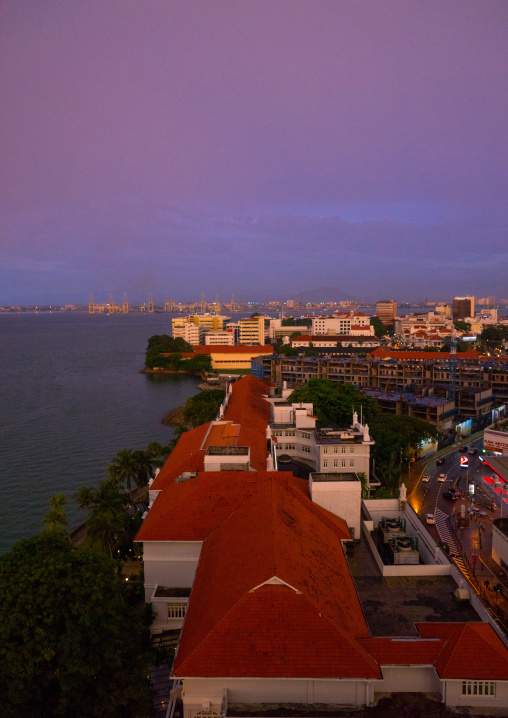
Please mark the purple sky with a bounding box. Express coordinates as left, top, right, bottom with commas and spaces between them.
1, 1, 507, 305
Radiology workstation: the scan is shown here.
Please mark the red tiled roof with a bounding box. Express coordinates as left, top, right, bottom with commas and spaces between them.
148, 375, 271, 494
173, 477, 379, 679
416, 623, 508, 680
223, 375, 271, 470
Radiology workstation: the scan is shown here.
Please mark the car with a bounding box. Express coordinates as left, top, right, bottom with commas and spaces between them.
440, 542, 458, 558
443, 491, 458, 501
425, 514, 435, 525
438, 473, 446, 482
422, 474, 430, 483
468, 447, 478, 455
460, 446, 468, 453
436, 458, 445, 466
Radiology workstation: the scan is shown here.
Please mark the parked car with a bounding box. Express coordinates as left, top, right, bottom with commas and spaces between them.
425, 514, 435, 525
422, 474, 431, 483
438, 473, 447, 482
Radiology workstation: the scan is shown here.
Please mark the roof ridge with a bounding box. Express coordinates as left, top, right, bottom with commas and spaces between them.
174, 586, 380, 679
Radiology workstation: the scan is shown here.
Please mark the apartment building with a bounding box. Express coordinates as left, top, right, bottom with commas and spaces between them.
311, 312, 372, 335
453, 296, 475, 321
172, 314, 229, 340
236, 315, 266, 345
375, 300, 397, 325
291, 334, 379, 349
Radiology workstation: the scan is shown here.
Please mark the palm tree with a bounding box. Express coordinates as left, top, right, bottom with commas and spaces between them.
108, 449, 139, 503
42, 494, 68, 535
74, 486, 96, 510
85, 479, 129, 557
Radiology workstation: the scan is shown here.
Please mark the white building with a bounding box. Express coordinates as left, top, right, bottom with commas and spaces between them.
136, 375, 508, 717
311, 312, 372, 335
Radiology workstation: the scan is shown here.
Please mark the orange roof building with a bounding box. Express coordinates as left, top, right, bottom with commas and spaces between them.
136, 374, 508, 715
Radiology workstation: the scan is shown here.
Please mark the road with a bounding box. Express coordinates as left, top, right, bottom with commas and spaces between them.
409, 437, 508, 632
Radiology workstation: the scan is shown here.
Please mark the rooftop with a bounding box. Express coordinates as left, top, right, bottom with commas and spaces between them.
312, 472, 359, 483
345, 539, 480, 637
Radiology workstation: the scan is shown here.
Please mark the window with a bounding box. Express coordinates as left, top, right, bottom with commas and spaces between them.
273, 430, 283, 437
323, 447, 328, 454
350, 447, 354, 453
301, 445, 311, 454
350, 459, 354, 467
285, 430, 295, 437
323, 460, 328, 468
333, 447, 338, 453
341, 459, 346, 467
462, 681, 495, 697
333, 460, 338, 467
167, 602, 187, 619
301, 432, 311, 440
285, 443, 295, 450
341, 447, 346, 453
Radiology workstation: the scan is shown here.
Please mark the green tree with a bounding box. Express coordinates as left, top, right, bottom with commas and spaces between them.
0, 533, 154, 718
370, 316, 391, 337
75, 478, 130, 557
454, 320, 471, 332
42, 494, 69, 536
276, 344, 300, 357
181, 389, 226, 428
109, 449, 141, 502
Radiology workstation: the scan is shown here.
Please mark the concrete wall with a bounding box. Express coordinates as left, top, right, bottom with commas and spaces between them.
361, 500, 452, 577
444, 679, 508, 710
143, 541, 202, 591
181, 677, 373, 718
492, 521, 508, 569
311, 478, 361, 538
375, 666, 440, 694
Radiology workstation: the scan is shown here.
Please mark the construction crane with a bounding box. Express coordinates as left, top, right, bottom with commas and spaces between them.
89, 294, 95, 314
122, 293, 129, 313
147, 293, 154, 313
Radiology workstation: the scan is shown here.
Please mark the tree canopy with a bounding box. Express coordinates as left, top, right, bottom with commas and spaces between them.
145, 334, 212, 372
181, 389, 226, 428
288, 379, 438, 491
0, 533, 154, 718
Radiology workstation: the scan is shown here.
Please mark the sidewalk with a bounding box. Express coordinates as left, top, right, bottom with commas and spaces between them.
447, 507, 508, 633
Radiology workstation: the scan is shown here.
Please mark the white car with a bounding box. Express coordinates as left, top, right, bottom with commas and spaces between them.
438, 474, 446, 482
422, 474, 430, 483
425, 514, 435, 525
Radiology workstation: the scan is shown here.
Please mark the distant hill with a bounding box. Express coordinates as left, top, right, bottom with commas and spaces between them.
294, 287, 355, 303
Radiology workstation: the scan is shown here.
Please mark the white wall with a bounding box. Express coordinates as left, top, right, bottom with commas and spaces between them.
181, 677, 373, 718
143, 541, 202, 590
375, 666, 440, 694
444, 679, 508, 710
310, 477, 361, 538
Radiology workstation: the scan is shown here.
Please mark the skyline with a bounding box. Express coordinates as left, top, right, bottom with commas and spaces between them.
1, 1, 507, 304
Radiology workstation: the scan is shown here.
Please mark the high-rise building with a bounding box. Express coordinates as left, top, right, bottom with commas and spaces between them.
452, 297, 474, 321
238, 315, 266, 345
375, 300, 397, 325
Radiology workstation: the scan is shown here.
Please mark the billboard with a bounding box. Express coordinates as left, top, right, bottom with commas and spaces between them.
484, 428, 508, 455
460, 455, 469, 469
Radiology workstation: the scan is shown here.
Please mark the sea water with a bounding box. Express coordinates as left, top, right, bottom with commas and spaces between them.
0, 311, 200, 554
